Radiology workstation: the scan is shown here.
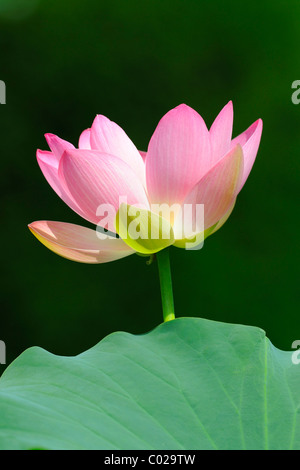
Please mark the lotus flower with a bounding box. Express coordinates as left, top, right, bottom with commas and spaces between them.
29, 102, 262, 263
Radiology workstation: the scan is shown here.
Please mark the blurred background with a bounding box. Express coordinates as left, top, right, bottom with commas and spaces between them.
1, 0, 299, 369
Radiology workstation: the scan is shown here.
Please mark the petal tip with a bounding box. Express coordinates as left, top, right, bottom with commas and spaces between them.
28, 221, 44, 233
36, 149, 42, 159
173, 103, 195, 114
28, 222, 37, 236
227, 100, 233, 112
257, 118, 263, 129
44, 133, 56, 144
251, 118, 263, 133
93, 114, 110, 125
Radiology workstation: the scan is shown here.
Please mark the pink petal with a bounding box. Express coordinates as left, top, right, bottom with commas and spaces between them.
174, 144, 243, 238
90, 115, 145, 185
45, 133, 74, 161
146, 104, 211, 207
36, 150, 88, 220
231, 119, 263, 190
79, 129, 91, 149
58, 149, 150, 230
37, 134, 76, 203
29, 221, 134, 264
210, 101, 233, 163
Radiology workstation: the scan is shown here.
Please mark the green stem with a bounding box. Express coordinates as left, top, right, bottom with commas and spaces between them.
156, 247, 175, 322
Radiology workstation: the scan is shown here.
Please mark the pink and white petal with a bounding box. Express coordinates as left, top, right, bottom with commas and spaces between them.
29, 221, 134, 264
146, 104, 212, 207
79, 128, 91, 149
210, 101, 233, 163
58, 149, 150, 231
90, 115, 145, 185
45, 133, 75, 161
173, 144, 243, 239
37, 150, 88, 220
231, 119, 263, 190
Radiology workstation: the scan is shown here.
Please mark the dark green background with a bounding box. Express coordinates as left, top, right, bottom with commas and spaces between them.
1, 0, 299, 369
